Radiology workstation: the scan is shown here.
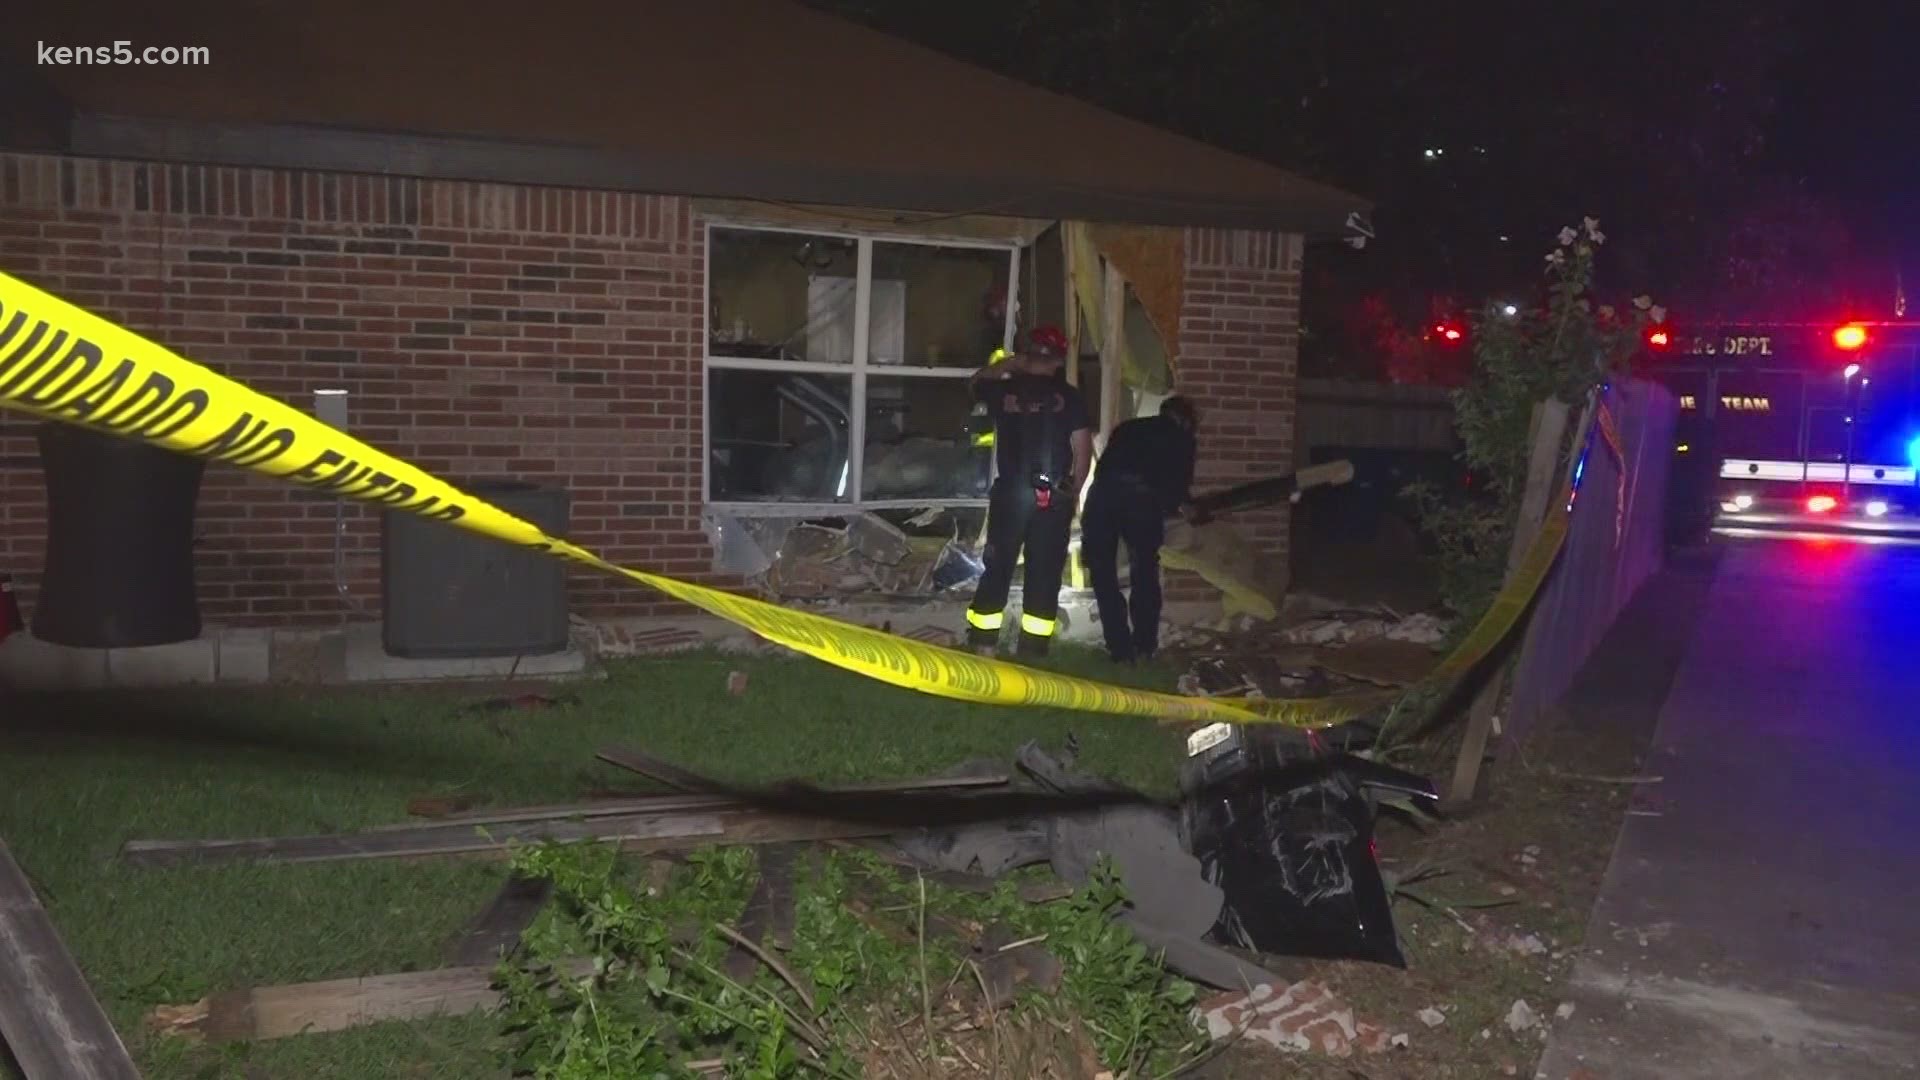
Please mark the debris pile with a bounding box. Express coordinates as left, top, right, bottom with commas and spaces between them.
706, 510, 985, 602
1195, 980, 1398, 1057
1169, 602, 1454, 702
123, 737, 1438, 1070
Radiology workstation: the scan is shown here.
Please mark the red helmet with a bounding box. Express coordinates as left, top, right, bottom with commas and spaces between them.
1027, 325, 1069, 359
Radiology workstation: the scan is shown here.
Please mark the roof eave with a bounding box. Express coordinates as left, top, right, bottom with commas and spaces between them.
63, 113, 1369, 236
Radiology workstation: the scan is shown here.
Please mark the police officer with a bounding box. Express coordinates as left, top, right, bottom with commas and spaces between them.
965, 325, 1093, 657
1082, 396, 1198, 664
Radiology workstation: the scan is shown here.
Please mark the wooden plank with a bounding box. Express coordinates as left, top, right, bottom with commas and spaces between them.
148, 959, 597, 1044
446, 873, 553, 967
594, 746, 711, 792
0, 839, 142, 1080
1449, 397, 1576, 807
593, 747, 1008, 799
1100, 260, 1126, 437
119, 813, 730, 868
120, 807, 915, 870
1063, 221, 1082, 387
724, 844, 800, 982
403, 792, 754, 828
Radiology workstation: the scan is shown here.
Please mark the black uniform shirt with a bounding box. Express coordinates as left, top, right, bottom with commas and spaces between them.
1093, 414, 1196, 515
977, 372, 1091, 487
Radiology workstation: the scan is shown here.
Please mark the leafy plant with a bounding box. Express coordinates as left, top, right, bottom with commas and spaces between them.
1408, 219, 1660, 617
494, 843, 1207, 1078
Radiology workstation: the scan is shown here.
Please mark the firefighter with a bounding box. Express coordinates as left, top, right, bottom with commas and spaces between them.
965, 325, 1093, 657
1081, 396, 1198, 664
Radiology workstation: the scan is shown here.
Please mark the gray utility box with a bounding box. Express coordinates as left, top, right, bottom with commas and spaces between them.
380, 480, 570, 659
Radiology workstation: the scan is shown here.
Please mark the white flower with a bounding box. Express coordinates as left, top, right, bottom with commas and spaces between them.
1546, 249, 1567, 266
1558, 227, 1578, 246
1650, 305, 1667, 324
1588, 228, 1606, 244
1583, 217, 1604, 243
1632, 295, 1653, 311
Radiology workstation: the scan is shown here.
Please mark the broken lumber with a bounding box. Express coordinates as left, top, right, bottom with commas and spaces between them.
147, 958, 596, 1044
409, 767, 1010, 831
119, 805, 929, 870
447, 873, 554, 967
724, 844, 800, 983
120, 811, 729, 868
594, 746, 1009, 797
1450, 396, 1577, 806
0, 839, 142, 1080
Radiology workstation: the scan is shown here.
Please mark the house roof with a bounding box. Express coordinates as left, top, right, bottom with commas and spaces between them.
9, 0, 1369, 234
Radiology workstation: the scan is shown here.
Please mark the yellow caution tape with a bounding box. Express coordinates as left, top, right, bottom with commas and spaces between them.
0, 272, 1570, 730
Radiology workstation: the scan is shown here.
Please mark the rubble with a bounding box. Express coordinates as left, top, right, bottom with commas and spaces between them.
1555, 1002, 1577, 1021
1418, 1006, 1447, 1027
1166, 600, 1453, 705
1277, 608, 1451, 648
1505, 999, 1540, 1033
706, 509, 985, 603
1194, 980, 1393, 1057
1494, 932, 1550, 957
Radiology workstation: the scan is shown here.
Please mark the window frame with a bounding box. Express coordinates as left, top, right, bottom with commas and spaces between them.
701, 221, 1022, 512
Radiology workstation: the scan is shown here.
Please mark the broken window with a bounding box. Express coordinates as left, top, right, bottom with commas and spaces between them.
706, 369, 854, 503
864, 375, 992, 501
705, 225, 1019, 508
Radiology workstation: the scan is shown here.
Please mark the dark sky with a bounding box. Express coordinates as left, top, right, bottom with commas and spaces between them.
1768, 2, 1920, 202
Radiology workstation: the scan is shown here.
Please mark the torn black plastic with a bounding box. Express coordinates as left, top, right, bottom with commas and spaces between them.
1181, 727, 1437, 968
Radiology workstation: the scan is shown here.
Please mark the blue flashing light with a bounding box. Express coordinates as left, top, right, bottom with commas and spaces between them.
1907, 435, 1920, 471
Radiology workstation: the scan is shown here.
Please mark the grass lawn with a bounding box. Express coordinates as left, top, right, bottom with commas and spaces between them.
0, 645, 1191, 1080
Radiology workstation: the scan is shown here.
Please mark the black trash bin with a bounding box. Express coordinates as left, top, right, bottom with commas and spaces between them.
34, 423, 206, 648
380, 479, 570, 659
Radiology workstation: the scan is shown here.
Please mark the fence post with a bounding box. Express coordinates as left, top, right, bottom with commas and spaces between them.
1446, 396, 1575, 806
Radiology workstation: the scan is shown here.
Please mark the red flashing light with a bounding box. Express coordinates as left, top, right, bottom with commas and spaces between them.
1647, 329, 1671, 349
1833, 324, 1868, 351
1807, 495, 1838, 513
1432, 322, 1464, 343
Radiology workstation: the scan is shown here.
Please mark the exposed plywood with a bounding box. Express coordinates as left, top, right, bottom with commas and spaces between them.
1088, 223, 1185, 366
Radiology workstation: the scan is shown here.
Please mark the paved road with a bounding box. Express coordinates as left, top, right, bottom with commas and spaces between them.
1539, 535, 1920, 1079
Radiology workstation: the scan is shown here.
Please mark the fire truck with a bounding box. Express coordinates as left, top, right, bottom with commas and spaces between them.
1652, 321, 1920, 539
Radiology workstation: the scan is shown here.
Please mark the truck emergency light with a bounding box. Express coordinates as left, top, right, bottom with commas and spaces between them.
1807, 495, 1838, 513
1834, 324, 1869, 350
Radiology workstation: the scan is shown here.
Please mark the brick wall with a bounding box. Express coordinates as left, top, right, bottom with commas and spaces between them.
0, 152, 709, 626
1169, 227, 1302, 604
0, 152, 1306, 630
